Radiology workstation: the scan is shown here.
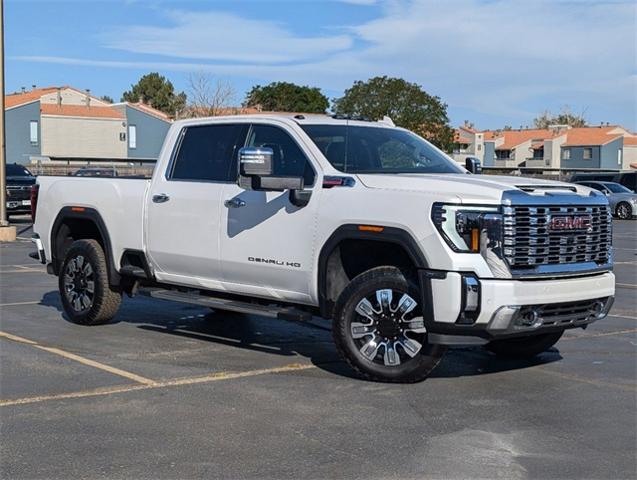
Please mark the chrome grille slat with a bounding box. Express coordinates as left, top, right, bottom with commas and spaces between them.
503, 205, 612, 273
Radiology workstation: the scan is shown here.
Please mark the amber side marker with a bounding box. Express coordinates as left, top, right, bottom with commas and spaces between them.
358, 225, 385, 233
71, 207, 85, 212
470, 228, 480, 252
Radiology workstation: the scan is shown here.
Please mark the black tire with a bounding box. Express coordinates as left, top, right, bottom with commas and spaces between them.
616, 202, 632, 220
485, 331, 563, 358
59, 239, 122, 325
332, 266, 447, 383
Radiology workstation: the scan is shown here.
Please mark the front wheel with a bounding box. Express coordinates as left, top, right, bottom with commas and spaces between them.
332, 266, 446, 383
616, 202, 632, 220
59, 239, 122, 325
485, 331, 564, 358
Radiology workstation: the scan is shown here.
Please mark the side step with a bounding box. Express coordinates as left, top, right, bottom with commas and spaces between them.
119, 265, 148, 278
144, 289, 313, 322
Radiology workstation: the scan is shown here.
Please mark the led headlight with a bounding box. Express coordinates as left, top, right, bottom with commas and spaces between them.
432, 203, 500, 253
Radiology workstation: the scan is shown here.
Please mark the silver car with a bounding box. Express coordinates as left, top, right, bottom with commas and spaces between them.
575, 181, 637, 220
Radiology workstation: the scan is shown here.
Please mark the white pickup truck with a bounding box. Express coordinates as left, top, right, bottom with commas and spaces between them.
30, 114, 615, 382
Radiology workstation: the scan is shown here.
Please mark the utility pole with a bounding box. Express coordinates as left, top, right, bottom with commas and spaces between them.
0, 0, 16, 241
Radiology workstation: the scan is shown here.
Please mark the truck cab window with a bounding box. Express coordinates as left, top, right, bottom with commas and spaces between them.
171, 124, 244, 182
246, 125, 315, 186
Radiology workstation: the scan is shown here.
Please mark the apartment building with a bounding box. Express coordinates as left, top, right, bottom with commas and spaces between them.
4, 86, 171, 165
453, 124, 637, 170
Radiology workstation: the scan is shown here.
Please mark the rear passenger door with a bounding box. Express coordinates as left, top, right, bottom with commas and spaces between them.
146, 123, 247, 286
219, 123, 320, 303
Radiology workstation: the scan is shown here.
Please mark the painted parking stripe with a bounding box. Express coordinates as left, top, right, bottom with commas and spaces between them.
0, 331, 156, 386
0, 301, 41, 307
562, 328, 637, 340
616, 283, 637, 290
0, 363, 316, 408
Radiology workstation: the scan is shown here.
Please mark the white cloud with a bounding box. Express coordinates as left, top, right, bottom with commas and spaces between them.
100, 10, 352, 64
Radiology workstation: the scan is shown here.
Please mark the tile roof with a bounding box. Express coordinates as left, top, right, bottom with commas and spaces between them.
562, 127, 622, 147
41, 104, 125, 119
488, 129, 556, 150
623, 136, 637, 146
126, 102, 171, 121
5, 87, 58, 108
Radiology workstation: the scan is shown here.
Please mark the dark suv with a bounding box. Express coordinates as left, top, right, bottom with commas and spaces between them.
5, 163, 36, 217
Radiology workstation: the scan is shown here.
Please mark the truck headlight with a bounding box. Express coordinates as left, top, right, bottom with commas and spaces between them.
432, 203, 500, 253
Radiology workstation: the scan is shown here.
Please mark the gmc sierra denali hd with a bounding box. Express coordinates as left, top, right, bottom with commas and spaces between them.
30, 114, 615, 382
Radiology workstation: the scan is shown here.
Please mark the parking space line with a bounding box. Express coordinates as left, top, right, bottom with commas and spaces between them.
562, 328, 637, 340
534, 367, 636, 392
0, 331, 157, 386
609, 314, 637, 321
0, 269, 46, 273
0, 301, 40, 307
616, 283, 637, 289
0, 363, 316, 408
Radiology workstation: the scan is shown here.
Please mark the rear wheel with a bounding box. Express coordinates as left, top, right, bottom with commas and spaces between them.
59, 239, 122, 325
485, 331, 563, 358
616, 202, 632, 220
332, 266, 446, 383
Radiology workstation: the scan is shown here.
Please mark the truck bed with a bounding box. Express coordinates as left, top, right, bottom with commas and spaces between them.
34, 176, 150, 268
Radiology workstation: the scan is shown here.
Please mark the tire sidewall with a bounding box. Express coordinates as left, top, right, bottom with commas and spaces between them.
59, 240, 111, 324
333, 268, 445, 382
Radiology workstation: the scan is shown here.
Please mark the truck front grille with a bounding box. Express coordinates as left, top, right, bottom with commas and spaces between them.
502, 205, 612, 272
6, 185, 31, 201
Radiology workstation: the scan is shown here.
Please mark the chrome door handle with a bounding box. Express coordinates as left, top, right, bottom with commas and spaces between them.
152, 193, 170, 203
224, 198, 246, 208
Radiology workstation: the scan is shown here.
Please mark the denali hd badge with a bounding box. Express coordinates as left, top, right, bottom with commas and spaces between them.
548, 215, 593, 233
248, 257, 301, 268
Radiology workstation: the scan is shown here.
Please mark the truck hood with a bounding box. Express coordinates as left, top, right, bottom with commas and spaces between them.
356, 173, 596, 204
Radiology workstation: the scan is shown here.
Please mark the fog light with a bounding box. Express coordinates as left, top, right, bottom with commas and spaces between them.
463, 277, 480, 312
514, 309, 542, 328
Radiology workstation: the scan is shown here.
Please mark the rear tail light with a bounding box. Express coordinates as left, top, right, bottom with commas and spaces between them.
30, 184, 39, 222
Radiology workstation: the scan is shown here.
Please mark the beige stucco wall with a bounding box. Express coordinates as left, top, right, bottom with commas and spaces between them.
622, 146, 637, 169
40, 88, 109, 107
40, 115, 127, 159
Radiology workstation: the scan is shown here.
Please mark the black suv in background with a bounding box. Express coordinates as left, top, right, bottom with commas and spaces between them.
5, 163, 36, 218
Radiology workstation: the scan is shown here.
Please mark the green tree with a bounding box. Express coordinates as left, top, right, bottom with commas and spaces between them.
244, 82, 329, 113
99, 95, 114, 104
122, 73, 186, 117
333, 76, 454, 151
533, 106, 587, 129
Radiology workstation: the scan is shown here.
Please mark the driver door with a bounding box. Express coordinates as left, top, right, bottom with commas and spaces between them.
219, 123, 320, 303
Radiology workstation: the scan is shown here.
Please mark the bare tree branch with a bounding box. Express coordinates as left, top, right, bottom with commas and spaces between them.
185, 72, 237, 117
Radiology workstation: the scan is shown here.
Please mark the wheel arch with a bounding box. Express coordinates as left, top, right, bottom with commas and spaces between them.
317, 225, 429, 318
50, 207, 121, 286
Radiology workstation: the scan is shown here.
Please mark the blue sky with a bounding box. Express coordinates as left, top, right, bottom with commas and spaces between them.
5, 0, 637, 130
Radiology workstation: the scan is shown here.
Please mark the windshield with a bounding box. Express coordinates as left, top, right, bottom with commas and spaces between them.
5, 164, 32, 176
301, 125, 464, 174
604, 183, 632, 194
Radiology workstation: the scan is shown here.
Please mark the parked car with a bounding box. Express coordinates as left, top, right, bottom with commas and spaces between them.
71, 167, 118, 177
569, 171, 636, 193
29, 114, 615, 382
5, 163, 36, 218
574, 181, 636, 219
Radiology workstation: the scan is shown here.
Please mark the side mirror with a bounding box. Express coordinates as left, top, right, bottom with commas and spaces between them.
465, 157, 482, 174
238, 146, 305, 193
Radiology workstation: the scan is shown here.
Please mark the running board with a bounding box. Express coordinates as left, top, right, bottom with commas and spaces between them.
144, 289, 313, 321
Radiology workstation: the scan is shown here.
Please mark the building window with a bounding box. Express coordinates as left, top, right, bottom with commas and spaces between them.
583, 147, 592, 160
477, 144, 482, 151
29, 121, 38, 146
532, 148, 544, 159
128, 125, 137, 149
496, 150, 510, 159
562, 148, 571, 160
618, 150, 622, 165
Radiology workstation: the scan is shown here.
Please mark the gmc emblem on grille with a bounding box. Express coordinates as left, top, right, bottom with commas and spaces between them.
548, 215, 593, 232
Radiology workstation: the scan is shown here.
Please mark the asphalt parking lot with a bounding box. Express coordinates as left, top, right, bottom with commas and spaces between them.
1, 216, 635, 479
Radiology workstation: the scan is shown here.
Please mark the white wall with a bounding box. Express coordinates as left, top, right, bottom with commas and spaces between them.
40, 88, 109, 107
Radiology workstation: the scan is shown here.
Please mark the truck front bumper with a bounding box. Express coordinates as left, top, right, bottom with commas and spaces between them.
419, 270, 615, 345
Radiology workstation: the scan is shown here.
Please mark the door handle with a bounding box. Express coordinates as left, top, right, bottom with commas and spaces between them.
224, 198, 246, 208
152, 193, 170, 203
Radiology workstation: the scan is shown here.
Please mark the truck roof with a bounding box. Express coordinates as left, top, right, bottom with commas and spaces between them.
172, 113, 396, 129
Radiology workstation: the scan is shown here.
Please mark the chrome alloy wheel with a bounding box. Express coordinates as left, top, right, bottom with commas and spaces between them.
350, 289, 427, 367
63, 255, 95, 312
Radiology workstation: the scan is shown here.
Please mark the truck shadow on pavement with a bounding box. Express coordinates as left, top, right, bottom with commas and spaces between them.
39, 291, 562, 382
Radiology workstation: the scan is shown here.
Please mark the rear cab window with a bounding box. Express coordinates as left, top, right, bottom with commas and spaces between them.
169, 124, 247, 182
